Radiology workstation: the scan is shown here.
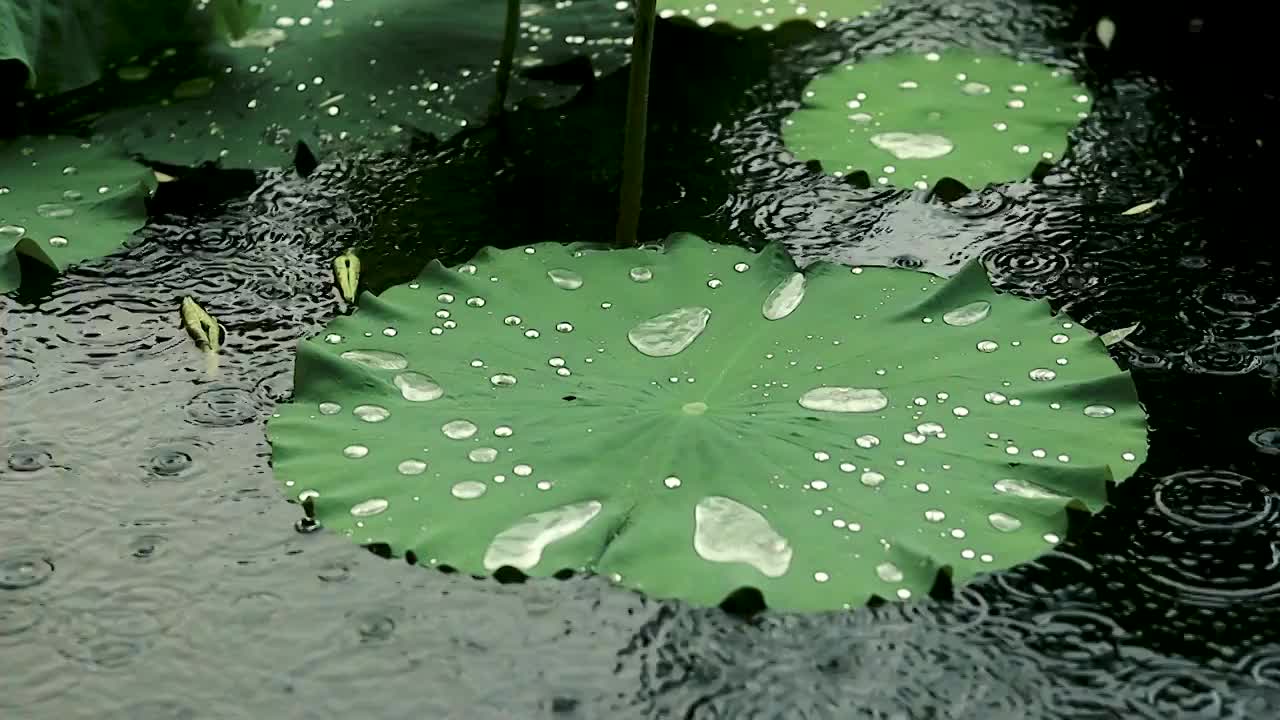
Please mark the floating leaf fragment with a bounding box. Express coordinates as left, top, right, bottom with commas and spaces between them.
334, 249, 360, 304
180, 296, 223, 352
1100, 323, 1140, 347
1121, 199, 1159, 216
1096, 17, 1116, 49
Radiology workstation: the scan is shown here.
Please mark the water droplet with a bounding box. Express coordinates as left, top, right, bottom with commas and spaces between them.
942, 301, 991, 326
394, 372, 444, 401
524, 329, 540, 339
442, 420, 478, 440
353, 404, 390, 422
36, 203, 74, 218
483, 501, 603, 571
988, 512, 1023, 532
762, 273, 806, 320
994, 478, 1066, 500
799, 387, 888, 413
555, 322, 574, 333
870, 132, 954, 159
628, 307, 712, 357
318, 402, 341, 415
341, 350, 408, 370
707, 279, 723, 289
398, 459, 427, 475
437, 293, 455, 303
629, 266, 653, 282
984, 391, 1007, 404
924, 510, 945, 522
469, 447, 499, 463
855, 434, 881, 449
351, 498, 389, 517
683, 401, 708, 415
0, 225, 25, 239
693, 497, 792, 577
1083, 404, 1115, 418
324, 333, 343, 344
976, 340, 999, 352
1052, 334, 1070, 344
810, 479, 829, 491
952, 406, 969, 417
917, 422, 944, 435
1029, 368, 1057, 381
490, 373, 517, 387
962, 81, 991, 95
734, 262, 750, 272
903, 432, 927, 445
504, 315, 522, 326
466, 297, 486, 307
48, 236, 68, 247
860, 470, 885, 487
664, 476, 682, 488
547, 268, 584, 290
451, 481, 488, 499
382, 327, 397, 337
343, 444, 369, 459
494, 426, 513, 437
513, 464, 533, 477
876, 562, 904, 582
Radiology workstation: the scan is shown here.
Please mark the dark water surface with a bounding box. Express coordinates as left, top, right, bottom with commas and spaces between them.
4, 1, 1280, 717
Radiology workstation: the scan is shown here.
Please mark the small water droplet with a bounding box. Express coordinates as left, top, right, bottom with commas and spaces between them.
664, 476, 682, 488
324, 333, 342, 344
504, 315, 522, 326
513, 464, 533, 477
318, 402, 341, 415
924, 510, 945, 522
343, 444, 369, 459
629, 266, 653, 282
962, 81, 991, 95
47, 236, 68, 247
437, 293, 455, 303
442, 420, 478, 440
855, 434, 881, 449
524, 329, 540, 339
494, 426, 513, 437
810, 479, 828, 490
490, 373, 517, 387
734, 262, 750, 272
952, 406, 969, 417
469, 448, 499, 463
451, 481, 488, 499
555, 322, 574, 333
876, 562, 904, 583
903, 432, 927, 445
466, 297, 486, 307
870, 132, 954, 159
1083, 404, 1115, 418
1029, 368, 1057, 381
976, 340, 999, 352
860, 470, 885, 487
1052, 334, 1070, 344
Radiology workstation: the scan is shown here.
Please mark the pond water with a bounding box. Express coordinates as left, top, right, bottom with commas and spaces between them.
3, 1, 1280, 717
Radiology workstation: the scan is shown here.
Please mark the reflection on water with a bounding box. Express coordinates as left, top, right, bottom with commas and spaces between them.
3, 0, 1280, 717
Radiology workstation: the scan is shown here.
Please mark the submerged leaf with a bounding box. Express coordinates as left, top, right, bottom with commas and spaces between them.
269, 234, 1148, 611
0, 135, 156, 292
1121, 199, 1159, 216
181, 297, 223, 352
333, 249, 361, 304
783, 50, 1092, 190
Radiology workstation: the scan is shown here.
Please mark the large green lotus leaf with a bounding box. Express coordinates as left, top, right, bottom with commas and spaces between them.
88, 0, 623, 169
268, 234, 1147, 611
0, 135, 155, 292
783, 50, 1093, 190
658, 0, 882, 30
0, 0, 243, 94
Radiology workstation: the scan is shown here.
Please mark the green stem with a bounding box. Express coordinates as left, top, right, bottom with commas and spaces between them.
614, 0, 658, 247
491, 0, 521, 116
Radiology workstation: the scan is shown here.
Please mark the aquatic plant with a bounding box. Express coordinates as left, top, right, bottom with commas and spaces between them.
268, 233, 1147, 611
0, 135, 155, 292
784, 50, 1093, 190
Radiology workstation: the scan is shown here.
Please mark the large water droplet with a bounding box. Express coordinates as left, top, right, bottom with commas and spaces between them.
629, 266, 653, 282
988, 512, 1023, 532
861, 470, 885, 487
693, 496, 792, 578
490, 373, 517, 387
798, 387, 888, 413
451, 481, 487, 499
353, 404, 390, 422
442, 420, 478, 440
341, 350, 409, 370
1029, 368, 1057, 381
394, 372, 444, 401
469, 447, 499, 463
762, 273, 806, 320
343, 444, 369, 459
351, 498, 389, 517
984, 391, 1007, 404
855, 434, 881, 449
1083, 404, 1115, 418
962, 81, 991, 95
36, 202, 74, 218
397, 459, 427, 475
994, 478, 1066, 500
876, 562, 904, 582
628, 307, 712, 357
318, 402, 341, 415
548, 268, 584, 290
943, 301, 991, 327
870, 132, 955, 159
482, 500, 603, 571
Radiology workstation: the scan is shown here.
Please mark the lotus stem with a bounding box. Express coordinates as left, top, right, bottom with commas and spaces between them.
614, 0, 658, 247
491, 0, 522, 117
